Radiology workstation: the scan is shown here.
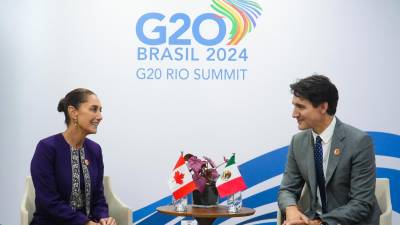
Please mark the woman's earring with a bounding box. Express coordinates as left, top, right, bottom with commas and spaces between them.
74, 118, 78, 127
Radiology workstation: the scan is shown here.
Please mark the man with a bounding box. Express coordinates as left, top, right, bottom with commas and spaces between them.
278, 75, 381, 225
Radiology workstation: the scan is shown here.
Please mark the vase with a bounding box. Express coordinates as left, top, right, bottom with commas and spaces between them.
192, 182, 218, 206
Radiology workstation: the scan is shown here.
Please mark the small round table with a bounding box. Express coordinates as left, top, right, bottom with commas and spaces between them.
156, 205, 256, 225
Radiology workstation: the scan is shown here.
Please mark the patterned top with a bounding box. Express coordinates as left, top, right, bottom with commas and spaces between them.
70, 146, 91, 216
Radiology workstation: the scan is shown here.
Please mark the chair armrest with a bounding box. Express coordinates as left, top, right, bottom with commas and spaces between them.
379, 209, 392, 225
107, 192, 132, 225
277, 206, 283, 225
20, 177, 31, 225
103, 176, 132, 225
20, 206, 29, 225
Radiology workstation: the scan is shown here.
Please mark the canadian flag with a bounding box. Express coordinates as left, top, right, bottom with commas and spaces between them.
168, 154, 197, 200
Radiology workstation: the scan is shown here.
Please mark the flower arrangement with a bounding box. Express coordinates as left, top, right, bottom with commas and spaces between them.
184, 153, 219, 193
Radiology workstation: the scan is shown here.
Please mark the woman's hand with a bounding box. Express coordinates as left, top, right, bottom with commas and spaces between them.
99, 217, 117, 225
85, 221, 100, 225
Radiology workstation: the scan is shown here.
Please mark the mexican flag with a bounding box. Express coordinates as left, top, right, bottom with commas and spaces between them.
216, 154, 247, 198
168, 154, 197, 200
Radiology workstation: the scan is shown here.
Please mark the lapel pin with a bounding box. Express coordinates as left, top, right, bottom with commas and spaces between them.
84, 159, 90, 166
334, 148, 341, 156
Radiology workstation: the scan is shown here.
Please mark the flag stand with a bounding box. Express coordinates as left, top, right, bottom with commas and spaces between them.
227, 191, 242, 213
173, 195, 188, 212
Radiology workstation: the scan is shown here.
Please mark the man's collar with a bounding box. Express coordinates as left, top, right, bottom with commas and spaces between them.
312, 116, 336, 143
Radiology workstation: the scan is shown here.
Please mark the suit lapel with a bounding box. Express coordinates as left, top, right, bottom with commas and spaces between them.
325, 120, 345, 185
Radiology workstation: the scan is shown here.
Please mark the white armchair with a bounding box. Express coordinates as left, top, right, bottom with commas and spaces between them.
376, 178, 392, 225
277, 178, 392, 225
20, 176, 35, 225
103, 176, 132, 225
20, 176, 132, 225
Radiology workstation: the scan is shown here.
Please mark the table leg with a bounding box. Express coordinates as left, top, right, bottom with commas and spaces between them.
195, 217, 216, 225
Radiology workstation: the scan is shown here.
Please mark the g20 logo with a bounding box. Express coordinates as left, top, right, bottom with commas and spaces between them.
136, 1, 262, 46
136, 13, 227, 46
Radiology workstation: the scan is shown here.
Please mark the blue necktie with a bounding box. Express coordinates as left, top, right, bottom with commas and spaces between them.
314, 136, 327, 213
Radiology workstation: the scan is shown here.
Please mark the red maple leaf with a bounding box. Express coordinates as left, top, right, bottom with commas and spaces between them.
174, 171, 185, 184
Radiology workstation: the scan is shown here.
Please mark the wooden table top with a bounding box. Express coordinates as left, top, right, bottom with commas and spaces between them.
156, 205, 255, 218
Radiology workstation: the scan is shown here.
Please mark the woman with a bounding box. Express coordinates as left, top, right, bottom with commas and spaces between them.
30, 88, 116, 225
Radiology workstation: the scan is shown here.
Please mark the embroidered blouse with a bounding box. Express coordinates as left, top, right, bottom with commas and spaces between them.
70, 146, 91, 216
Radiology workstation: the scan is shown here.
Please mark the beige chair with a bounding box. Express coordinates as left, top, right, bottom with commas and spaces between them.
277, 178, 392, 225
20, 176, 132, 225
376, 178, 392, 225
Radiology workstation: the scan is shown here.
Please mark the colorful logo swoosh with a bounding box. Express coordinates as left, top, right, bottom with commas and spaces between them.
211, 0, 263, 45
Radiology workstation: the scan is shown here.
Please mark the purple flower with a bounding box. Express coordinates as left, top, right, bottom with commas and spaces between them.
184, 154, 219, 193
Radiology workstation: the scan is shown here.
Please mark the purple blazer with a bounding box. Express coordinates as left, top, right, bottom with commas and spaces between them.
30, 133, 108, 225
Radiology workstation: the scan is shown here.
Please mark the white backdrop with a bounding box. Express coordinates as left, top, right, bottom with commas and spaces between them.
1, 0, 400, 224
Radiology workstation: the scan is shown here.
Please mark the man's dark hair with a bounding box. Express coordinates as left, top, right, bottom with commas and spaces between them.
290, 75, 339, 115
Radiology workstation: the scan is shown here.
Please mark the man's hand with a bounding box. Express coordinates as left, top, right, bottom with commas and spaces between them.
283, 219, 321, 225
283, 218, 322, 225
308, 220, 322, 225
99, 217, 117, 225
284, 205, 309, 223
284, 219, 307, 225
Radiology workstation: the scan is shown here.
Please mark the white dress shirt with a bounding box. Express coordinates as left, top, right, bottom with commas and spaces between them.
312, 116, 336, 214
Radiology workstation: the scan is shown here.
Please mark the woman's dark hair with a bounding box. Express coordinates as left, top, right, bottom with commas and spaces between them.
290, 75, 339, 115
57, 88, 95, 125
